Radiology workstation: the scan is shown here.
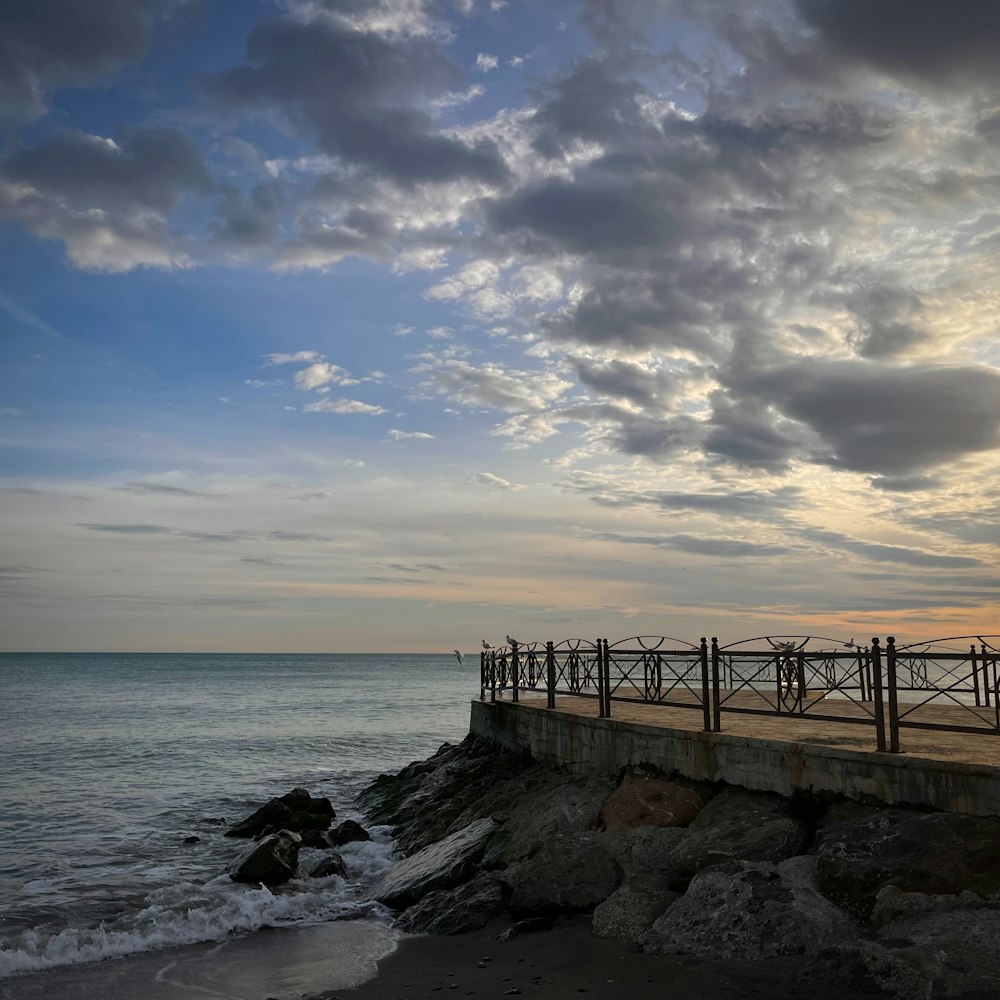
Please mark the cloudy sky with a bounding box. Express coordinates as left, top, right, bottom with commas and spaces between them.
2, 0, 999, 652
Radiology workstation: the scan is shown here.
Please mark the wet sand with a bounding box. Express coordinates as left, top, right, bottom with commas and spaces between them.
328, 918, 886, 1000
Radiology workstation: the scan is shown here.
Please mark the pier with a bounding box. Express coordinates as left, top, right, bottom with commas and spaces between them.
471, 633, 1000, 817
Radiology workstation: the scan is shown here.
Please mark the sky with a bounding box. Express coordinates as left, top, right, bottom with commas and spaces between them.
1, 0, 999, 653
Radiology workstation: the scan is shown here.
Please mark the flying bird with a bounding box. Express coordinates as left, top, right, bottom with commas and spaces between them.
482, 640, 492, 649
454, 649, 464, 667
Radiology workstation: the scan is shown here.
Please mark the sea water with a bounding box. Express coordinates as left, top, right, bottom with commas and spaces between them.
0, 652, 473, 989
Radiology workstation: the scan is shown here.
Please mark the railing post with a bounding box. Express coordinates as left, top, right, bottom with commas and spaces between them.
511, 641, 519, 703
546, 641, 556, 709
603, 638, 612, 717
796, 652, 806, 710
490, 650, 496, 703
480, 651, 485, 701
711, 637, 721, 732
596, 639, 607, 718
871, 638, 886, 752
972, 643, 982, 707
699, 637, 711, 732
886, 636, 900, 752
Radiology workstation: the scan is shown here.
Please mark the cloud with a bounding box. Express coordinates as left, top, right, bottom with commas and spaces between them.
416, 359, 572, 412
203, 12, 509, 187
581, 529, 794, 559
0, 0, 157, 121
115, 482, 218, 498
264, 350, 323, 366
294, 362, 356, 390
796, 0, 1000, 88
303, 398, 388, 414
388, 428, 434, 440
475, 53, 499, 73
473, 472, 524, 490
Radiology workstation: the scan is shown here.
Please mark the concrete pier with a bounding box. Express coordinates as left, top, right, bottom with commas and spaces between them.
470, 694, 1000, 817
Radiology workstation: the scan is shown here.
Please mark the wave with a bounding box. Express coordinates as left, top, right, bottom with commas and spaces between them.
0, 839, 397, 979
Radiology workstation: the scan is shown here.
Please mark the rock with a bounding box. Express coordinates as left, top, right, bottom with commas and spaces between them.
497, 917, 555, 941
393, 872, 510, 935
310, 852, 348, 878
330, 820, 372, 847
642, 856, 856, 960
815, 805, 1000, 920
592, 883, 679, 944
507, 832, 621, 917
225, 788, 336, 839
600, 774, 704, 832
300, 828, 332, 849
370, 817, 498, 910
665, 787, 809, 887
870, 885, 998, 928
183, 835, 200, 844
600, 825, 688, 885
228, 830, 301, 885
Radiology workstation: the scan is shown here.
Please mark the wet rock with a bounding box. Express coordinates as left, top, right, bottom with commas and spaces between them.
228, 830, 301, 885
330, 820, 372, 847
182, 835, 201, 844
393, 872, 510, 935
226, 788, 336, 839
300, 828, 333, 849
815, 805, 1000, 920
870, 885, 999, 928
507, 832, 621, 918
665, 787, 809, 887
592, 883, 679, 944
370, 817, 498, 909
600, 773, 704, 832
643, 856, 856, 960
310, 852, 348, 878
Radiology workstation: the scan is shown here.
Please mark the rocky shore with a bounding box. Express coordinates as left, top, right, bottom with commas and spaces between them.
347, 734, 1000, 1000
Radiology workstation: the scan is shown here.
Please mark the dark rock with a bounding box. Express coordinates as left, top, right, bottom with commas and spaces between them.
370, 817, 498, 910
642, 857, 856, 960
815, 805, 1000, 920
600, 773, 704, 832
507, 832, 621, 918
226, 788, 336, 839
665, 787, 809, 887
183, 835, 201, 844
228, 830, 301, 885
592, 883, 679, 944
330, 820, 372, 847
310, 852, 348, 878
393, 872, 510, 935
600, 825, 688, 885
300, 828, 333, 849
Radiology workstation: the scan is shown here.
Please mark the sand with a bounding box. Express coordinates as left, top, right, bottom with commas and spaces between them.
325, 918, 886, 1000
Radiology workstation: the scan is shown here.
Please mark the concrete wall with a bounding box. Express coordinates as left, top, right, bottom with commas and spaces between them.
470, 699, 1000, 817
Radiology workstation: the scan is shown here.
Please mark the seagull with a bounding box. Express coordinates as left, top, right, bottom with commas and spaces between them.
506, 635, 516, 647
454, 649, 464, 667
482, 640, 493, 649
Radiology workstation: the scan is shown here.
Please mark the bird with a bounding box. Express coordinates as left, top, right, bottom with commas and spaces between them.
506, 634, 516, 647
482, 640, 492, 649
453, 649, 464, 667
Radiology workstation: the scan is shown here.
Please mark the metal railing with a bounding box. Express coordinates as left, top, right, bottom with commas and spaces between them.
479, 633, 1000, 753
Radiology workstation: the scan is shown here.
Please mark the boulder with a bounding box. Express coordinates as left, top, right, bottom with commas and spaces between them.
592, 883, 679, 944
310, 852, 348, 878
665, 787, 808, 887
600, 825, 688, 885
393, 872, 510, 935
600, 774, 704, 832
228, 830, 301, 885
330, 820, 372, 847
815, 805, 1000, 920
226, 788, 335, 838
300, 828, 332, 849
370, 817, 498, 910
643, 857, 856, 960
507, 832, 621, 917
481, 781, 610, 868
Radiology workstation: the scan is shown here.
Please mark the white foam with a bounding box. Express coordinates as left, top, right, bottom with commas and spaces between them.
0, 875, 391, 979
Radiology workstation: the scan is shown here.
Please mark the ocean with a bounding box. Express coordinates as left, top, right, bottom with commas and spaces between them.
0, 652, 474, 996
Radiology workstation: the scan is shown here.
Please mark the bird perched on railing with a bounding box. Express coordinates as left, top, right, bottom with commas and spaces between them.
482, 640, 492, 649
506, 635, 516, 647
